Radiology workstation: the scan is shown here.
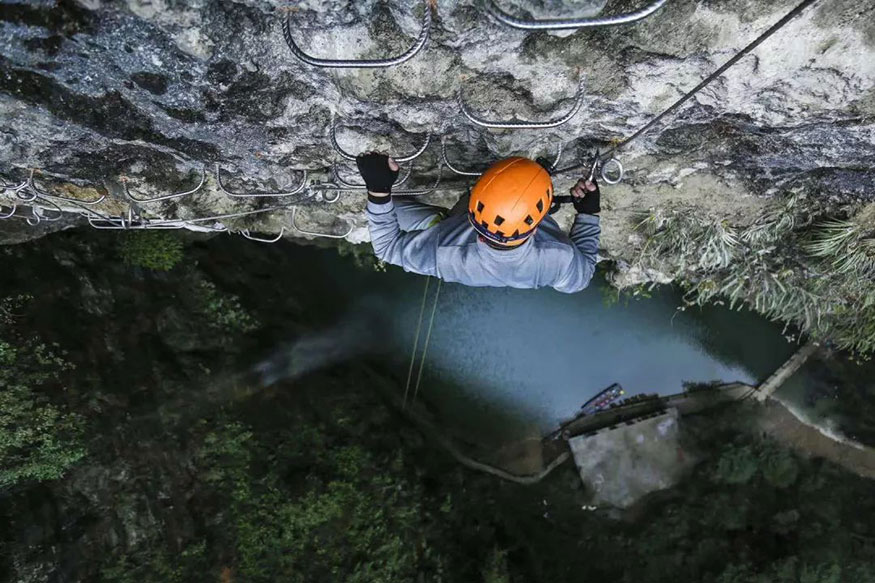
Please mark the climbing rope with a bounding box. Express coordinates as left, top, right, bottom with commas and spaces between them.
554, 0, 822, 176
403, 277, 431, 409
412, 277, 442, 406
403, 276, 442, 408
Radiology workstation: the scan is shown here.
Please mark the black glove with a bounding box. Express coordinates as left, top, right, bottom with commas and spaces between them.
356, 153, 399, 195
572, 178, 600, 215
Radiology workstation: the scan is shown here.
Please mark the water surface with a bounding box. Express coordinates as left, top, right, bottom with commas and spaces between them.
290, 244, 797, 438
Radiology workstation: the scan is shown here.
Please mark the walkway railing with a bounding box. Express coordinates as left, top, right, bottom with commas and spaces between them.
754, 342, 818, 402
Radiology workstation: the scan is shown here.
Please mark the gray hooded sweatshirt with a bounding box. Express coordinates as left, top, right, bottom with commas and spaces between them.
366, 198, 600, 293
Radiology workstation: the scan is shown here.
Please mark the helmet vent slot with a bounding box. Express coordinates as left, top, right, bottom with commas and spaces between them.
524, 215, 534, 226
494, 215, 505, 226
536, 199, 544, 213
476, 201, 485, 212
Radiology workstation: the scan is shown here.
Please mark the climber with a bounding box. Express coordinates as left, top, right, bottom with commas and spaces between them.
357, 153, 600, 293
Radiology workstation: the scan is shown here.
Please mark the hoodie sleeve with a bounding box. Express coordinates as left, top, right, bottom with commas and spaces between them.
366, 198, 440, 277
552, 213, 601, 293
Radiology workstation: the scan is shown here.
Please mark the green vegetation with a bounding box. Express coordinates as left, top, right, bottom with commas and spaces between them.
713, 444, 758, 484
713, 441, 798, 488
190, 405, 448, 582
88, 381, 465, 583
193, 280, 259, 333
0, 382, 85, 487
118, 231, 185, 271
601, 279, 654, 307
481, 548, 511, 583
0, 295, 85, 489
337, 240, 387, 272
636, 195, 875, 354
546, 414, 875, 583
99, 542, 209, 583
2, 228, 874, 583
83, 387, 875, 583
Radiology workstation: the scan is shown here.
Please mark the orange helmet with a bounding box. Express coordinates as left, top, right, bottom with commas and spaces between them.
468, 157, 553, 247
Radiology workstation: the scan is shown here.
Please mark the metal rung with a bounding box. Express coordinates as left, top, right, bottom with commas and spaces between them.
139, 205, 294, 229
291, 206, 353, 239
332, 160, 413, 189
28, 169, 106, 205
332, 118, 432, 163
14, 190, 306, 233
487, 0, 669, 31
459, 78, 584, 129
2, 173, 36, 201
83, 207, 177, 230
124, 167, 207, 203
325, 164, 441, 196
240, 228, 286, 243
283, 1, 432, 68
26, 197, 64, 226
441, 135, 564, 176
441, 135, 484, 176
87, 204, 293, 231
88, 216, 186, 230
1, 175, 29, 197
392, 165, 443, 196
215, 164, 308, 198
550, 141, 564, 170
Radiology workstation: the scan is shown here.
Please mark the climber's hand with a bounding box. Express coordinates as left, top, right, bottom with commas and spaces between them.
356, 152, 400, 196
571, 177, 600, 216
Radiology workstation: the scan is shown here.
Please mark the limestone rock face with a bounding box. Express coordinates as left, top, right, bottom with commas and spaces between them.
1, 0, 873, 257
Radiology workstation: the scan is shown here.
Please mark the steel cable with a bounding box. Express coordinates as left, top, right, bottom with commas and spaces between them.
553, 0, 821, 176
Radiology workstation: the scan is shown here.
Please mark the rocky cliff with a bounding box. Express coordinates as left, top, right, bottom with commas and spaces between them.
1, 0, 873, 261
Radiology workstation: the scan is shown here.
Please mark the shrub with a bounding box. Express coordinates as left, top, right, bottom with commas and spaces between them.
761, 446, 799, 489
118, 231, 184, 271
99, 541, 209, 583
0, 384, 85, 487
713, 444, 758, 485
336, 241, 386, 272
193, 280, 259, 333
635, 195, 875, 354
192, 417, 436, 583
0, 340, 85, 488
482, 548, 511, 583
